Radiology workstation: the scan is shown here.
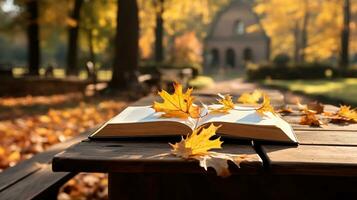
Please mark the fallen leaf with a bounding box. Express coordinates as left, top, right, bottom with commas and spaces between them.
328, 105, 357, 123
277, 106, 293, 115
237, 90, 262, 104
152, 82, 200, 118
300, 109, 323, 127
170, 124, 223, 158
170, 124, 248, 177
195, 152, 248, 177
307, 101, 324, 114
210, 94, 235, 113
256, 94, 276, 116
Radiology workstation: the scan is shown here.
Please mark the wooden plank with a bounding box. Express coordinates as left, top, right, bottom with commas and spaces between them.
0, 127, 93, 193
261, 144, 357, 176
0, 164, 73, 200
53, 140, 262, 174
295, 130, 357, 146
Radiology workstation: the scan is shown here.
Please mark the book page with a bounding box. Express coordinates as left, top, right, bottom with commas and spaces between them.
199, 105, 296, 142
108, 106, 197, 129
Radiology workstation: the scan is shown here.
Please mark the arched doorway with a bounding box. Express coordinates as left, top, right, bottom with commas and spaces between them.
243, 47, 253, 62
210, 48, 220, 67
225, 48, 235, 68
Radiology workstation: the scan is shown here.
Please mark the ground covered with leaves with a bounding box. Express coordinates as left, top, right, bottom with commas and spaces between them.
0, 92, 129, 200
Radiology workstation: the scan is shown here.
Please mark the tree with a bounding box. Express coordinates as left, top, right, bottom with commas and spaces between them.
26, 0, 40, 76
109, 0, 139, 89
340, 0, 350, 68
66, 0, 84, 76
154, 0, 164, 63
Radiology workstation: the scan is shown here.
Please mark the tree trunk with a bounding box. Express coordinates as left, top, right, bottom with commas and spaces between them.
340, 0, 350, 69
66, 0, 84, 76
26, 0, 40, 76
109, 0, 139, 89
154, 0, 164, 63
293, 21, 300, 63
88, 28, 96, 66
300, 0, 309, 63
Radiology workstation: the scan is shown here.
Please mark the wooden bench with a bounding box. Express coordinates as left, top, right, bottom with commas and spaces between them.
0, 128, 95, 200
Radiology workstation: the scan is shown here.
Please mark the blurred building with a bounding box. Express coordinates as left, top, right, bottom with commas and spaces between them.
204, 0, 270, 71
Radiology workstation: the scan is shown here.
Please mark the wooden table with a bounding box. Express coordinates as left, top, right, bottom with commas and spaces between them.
52, 95, 357, 200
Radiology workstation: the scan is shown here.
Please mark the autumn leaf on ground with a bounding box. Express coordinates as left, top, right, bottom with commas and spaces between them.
170, 124, 246, 177
237, 90, 262, 104
152, 82, 200, 118
328, 105, 357, 123
300, 109, 323, 127
210, 94, 235, 113
256, 94, 276, 116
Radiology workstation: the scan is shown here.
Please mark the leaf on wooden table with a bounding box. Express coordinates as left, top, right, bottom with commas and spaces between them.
194, 152, 248, 177
277, 106, 293, 115
328, 105, 357, 124
300, 109, 323, 127
237, 90, 262, 104
307, 101, 324, 114
170, 124, 248, 177
170, 124, 223, 158
152, 82, 200, 118
210, 94, 235, 113
256, 94, 276, 116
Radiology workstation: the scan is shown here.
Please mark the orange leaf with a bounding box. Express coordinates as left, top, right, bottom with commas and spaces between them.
256, 94, 276, 116
210, 94, 235, 113
152, 82, 200, 118
300, 109, 323, 127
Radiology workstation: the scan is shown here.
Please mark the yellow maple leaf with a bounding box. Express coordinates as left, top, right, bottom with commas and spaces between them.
336, 105, 357, 123
237, 90, 262, 104
152, 82, 200, 118
170, 124, 248, 177
210, 94, 235, 113
170, 124, 223, 158
256, 94, 276, 116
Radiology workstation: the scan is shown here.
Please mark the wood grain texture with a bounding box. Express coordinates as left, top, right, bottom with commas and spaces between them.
52, 140, 262, 174
261, 145, 357, 176
295, 130, 357, 146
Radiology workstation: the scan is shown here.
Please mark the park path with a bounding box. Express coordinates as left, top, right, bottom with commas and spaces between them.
196, 78, 313, 105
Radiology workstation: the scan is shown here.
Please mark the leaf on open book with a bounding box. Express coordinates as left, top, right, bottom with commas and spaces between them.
152, 82, 200, 118
256, 94, 276, 116
237, 90, 262, 104
210, 94, 235, 113
300, 109, 323, 127
170, 124, 222, 158
328, 105, 357, 123
170, 124, 248, 177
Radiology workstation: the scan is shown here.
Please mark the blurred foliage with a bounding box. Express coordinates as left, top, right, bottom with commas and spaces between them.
262, 78, 357, 105
254, 0, 357, 62
273, 53, 291, 67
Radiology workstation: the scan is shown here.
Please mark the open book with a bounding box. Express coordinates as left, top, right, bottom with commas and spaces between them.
89, 105, 298, 144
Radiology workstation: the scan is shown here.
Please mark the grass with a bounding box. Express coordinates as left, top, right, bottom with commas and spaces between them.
262, 78, 357, 105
